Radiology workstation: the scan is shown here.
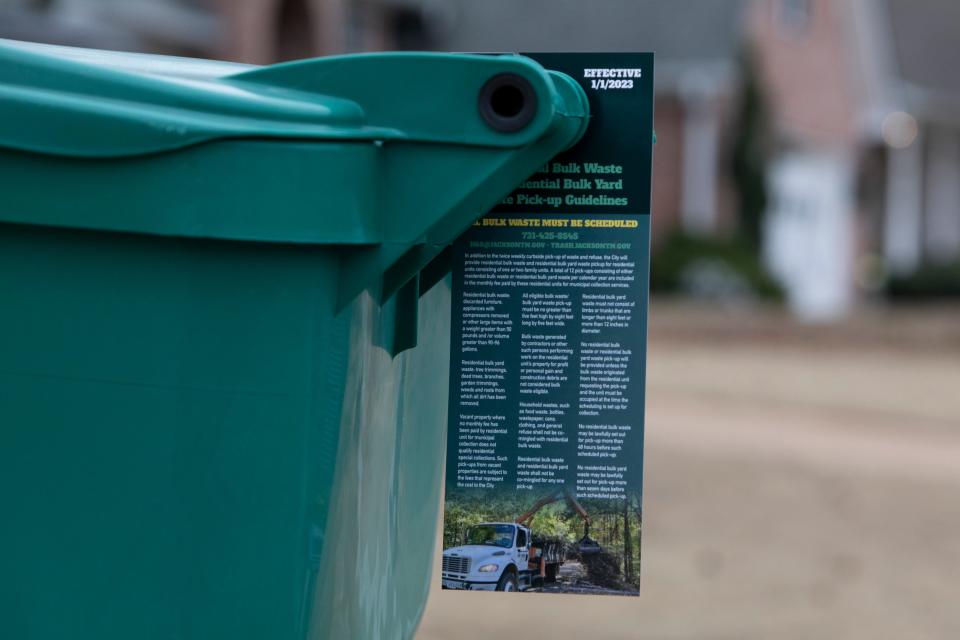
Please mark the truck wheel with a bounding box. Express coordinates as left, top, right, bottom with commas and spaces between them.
496, 570, 519, 592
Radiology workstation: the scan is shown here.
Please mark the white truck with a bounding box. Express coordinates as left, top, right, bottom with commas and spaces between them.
441, 490, 599, 592
441, 522, 565, 592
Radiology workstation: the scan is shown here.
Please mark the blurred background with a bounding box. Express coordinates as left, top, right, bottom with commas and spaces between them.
4, 0, 958, 637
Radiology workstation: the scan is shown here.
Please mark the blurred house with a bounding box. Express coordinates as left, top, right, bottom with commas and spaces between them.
5, 0, 958, 320
750, 0, 960, 318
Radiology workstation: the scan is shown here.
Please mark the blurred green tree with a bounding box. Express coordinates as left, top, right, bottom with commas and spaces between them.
731, 48, 770, 251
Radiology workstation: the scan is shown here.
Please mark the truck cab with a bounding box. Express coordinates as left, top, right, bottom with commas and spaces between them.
441, 523, 533, 591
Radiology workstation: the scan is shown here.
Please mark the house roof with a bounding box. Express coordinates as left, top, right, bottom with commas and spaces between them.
433, 0, 744, 60
886, 0, 960, 96
0, 0, 216, 54
882, 0, 960, 124
423, 0, 747, 91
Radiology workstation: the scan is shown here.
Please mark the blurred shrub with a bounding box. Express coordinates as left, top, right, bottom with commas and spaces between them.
731, 49, 770, 252
886, 261, 960, 299
650, 232, 783, 301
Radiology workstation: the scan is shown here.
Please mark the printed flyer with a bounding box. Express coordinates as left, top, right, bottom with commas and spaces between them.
443, 53, 654, 595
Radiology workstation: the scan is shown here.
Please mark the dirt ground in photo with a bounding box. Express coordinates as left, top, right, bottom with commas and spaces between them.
417, 302, 960, 640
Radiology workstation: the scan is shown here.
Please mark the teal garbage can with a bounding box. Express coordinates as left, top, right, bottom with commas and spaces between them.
0, 40, 589, 640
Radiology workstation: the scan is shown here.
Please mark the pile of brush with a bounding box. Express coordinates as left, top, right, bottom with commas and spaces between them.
579, 548, 628, 591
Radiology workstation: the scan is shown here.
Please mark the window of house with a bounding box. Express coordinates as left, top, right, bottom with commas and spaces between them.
387, 6, 435, 50
777, 0, 812, 36
276, 0, 316, 61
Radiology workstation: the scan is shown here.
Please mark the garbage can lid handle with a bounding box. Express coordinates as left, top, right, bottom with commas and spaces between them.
0, 41, 564, 159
